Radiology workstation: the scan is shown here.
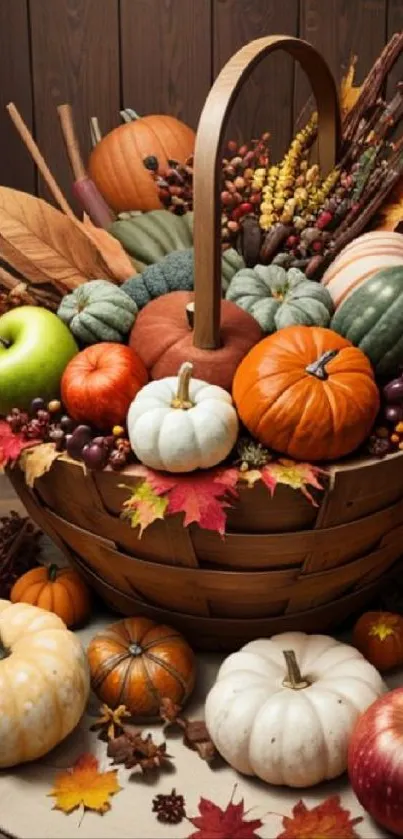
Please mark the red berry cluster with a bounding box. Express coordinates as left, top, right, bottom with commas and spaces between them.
143, 132, 270, 247
6, 399, 132, 471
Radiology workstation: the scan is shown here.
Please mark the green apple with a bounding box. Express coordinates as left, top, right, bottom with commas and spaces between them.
0, 306, 78, 415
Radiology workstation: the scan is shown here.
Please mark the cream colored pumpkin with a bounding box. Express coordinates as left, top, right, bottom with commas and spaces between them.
127, 361, 239, 472
0, 599, 90, 768
321, 231, 403, 307
205, 632, 386, 788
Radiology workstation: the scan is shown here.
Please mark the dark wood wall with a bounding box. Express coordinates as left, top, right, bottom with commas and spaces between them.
0, 0, 400, 206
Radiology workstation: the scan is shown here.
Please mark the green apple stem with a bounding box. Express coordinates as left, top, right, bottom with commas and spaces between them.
0, 337, 10, 349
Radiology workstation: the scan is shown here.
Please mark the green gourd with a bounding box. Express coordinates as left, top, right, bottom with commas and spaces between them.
57, 280, 137, 344
110, 209, 244, 287
122, 247, 245, 309
330, 266, 403, 378
226, 264, 334, 333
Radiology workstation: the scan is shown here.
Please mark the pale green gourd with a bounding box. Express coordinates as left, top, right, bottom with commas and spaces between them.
58, 280, 137, 344
226, 264, 334, 333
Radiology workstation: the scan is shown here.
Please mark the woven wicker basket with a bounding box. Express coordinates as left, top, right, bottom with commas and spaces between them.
8, 36, 403, 650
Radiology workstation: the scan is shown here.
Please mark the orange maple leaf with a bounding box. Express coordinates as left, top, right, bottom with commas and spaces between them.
48, 752, 121, 815
276, 797, 363, 839
340, 56, 362, 118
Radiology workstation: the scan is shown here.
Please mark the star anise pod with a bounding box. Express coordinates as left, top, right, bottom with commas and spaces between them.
107, 725, 174, 774
152, 789, 186, 824
90, 703, 133, 741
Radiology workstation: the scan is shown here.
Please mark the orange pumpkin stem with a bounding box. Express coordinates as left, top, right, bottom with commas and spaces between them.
48, 564, 59, 582
305, 349, 338, 380
282, 649, 311, 690
171, 362, 195, 410
128, 643, 143, 656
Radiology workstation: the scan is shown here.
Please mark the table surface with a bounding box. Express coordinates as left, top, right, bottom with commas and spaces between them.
0, 474, 397, 839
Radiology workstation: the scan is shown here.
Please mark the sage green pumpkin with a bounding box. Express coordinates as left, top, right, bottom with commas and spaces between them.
331, 266, 403, 378
122, 247, 245, 309
226, 265, 334, 333
110, 209, 244, 288
57, 280, 138, 344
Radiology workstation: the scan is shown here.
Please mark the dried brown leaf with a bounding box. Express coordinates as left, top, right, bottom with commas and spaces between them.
0, 187, 120, 292
19, 442, 61, 487
377, 177, 403, 231
79, 217, 136, 282
107, 726, 173, 774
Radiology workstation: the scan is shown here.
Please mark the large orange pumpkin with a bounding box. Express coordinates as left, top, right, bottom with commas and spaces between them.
88, 113, 195, 212
232, 325, 380, 461
10, 564, 91, 627
129, 290, 263, 391
87, 616, 196, 718
61, 342, 148, 429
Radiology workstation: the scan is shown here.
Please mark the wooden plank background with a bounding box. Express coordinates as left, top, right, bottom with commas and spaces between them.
0, 0, 400, 201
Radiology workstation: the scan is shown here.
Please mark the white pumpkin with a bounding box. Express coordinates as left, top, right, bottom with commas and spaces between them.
205, 632, 386, 788
0, 599, 90, 768
127, 361, 239, 472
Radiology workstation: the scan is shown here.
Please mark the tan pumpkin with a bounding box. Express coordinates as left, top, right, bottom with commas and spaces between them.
10, 564, 91, 628
87, 616, 196, 718
0, 599, 89, 767
321, 231, 403, 307
88, 111, 195, 212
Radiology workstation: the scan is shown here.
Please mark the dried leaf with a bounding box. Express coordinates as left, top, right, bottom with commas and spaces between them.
48, 752, 121, 815
276, 797, 363, 839
79, 217, 136, 281
340, 56, 362, 118
377, 177, 403, 231
120, 479, 168, 536
260, 459, 326, 506
90, 703, 133, 742
0, 187, 120, 293
182, 720, 218, 763
188, 793, 263, 839
19, 442, 60, 488
107, 726, 173, 775
0, 421, 39, 468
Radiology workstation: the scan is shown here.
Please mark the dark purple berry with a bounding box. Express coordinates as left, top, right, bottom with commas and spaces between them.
30, 397, 45, 414
82, 443, 109, 470
384, 404, 403, 425
60, 415, 75, 433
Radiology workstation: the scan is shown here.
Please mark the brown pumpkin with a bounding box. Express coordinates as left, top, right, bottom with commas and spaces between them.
232, 325, 380, 461
87, 616, 196, 718
129, 290, 263, 391
88, 112, 195, 213
353, 611, 403, 672
10, 564, 91, 628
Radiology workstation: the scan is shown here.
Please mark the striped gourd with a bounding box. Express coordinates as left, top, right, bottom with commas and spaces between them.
330, 266, 403, 378
322, 232, 403, 308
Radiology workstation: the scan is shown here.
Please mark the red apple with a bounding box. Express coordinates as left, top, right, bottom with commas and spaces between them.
348, 688, 403, 836
61, 342, 148, 430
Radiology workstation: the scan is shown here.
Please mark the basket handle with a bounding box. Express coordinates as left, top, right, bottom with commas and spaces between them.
192, 35, 342, 350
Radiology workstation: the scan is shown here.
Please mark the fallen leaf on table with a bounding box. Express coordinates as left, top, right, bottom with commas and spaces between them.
90, 703, 133, 741
376, 177, 403, 232
79, 217, 136, 282
48, 752, 121, 815
19, 442, 61, 487
276, 796, 363, 839
0, 421, 40, 468
340, 56, 362, 118
0, 187, 123, 293
107, 725, 173, 774
188, 793, 263, 839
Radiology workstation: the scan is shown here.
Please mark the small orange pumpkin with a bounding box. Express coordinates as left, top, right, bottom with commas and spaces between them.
232, 325, 380, 461
10, 564, 91, 628
353, 611, 403, 672
88, 111, 195, 213
87, 616, 196, 718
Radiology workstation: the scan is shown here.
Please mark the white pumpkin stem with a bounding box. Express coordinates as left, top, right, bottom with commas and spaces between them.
120, 108, 141, 123
282, 650, 311, 690
171, 362, 194, 410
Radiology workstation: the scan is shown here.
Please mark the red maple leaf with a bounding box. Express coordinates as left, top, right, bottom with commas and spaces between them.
131, 465, 239, 536
0, 421, 40, 468
276, 797, 363, 839
188, 794, 263, 839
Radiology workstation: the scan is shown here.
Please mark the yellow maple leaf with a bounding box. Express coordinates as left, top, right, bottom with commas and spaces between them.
19, 442, 61, 488
264, 459, 326, 506
340, 56, 362, 117
48, 752, 121, 814
120, 481, 168, 536
376, 177, 403, 231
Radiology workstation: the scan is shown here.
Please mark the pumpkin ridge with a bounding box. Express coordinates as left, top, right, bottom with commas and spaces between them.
120, 130, 143, 208
140, 654, 165, 711
90, 653, 130, 692
56, 580, 76, 625
18, 645, 65, 749
157, 116, 190, 160
116, 655, 138, 707
141, 633, 183, 652
145, 650, 189, 700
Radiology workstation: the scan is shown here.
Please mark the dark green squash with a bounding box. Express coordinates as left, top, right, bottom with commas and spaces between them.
58, 279, 137, 344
